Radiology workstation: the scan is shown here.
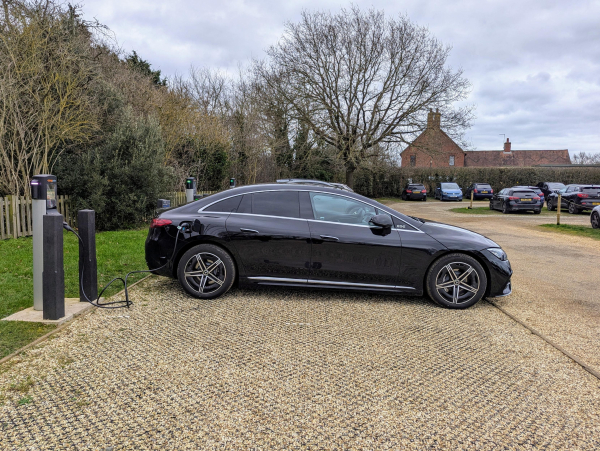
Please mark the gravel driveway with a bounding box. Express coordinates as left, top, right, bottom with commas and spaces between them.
1, 202, 600, 449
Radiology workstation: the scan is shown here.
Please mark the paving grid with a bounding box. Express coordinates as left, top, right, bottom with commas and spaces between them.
1, 277, 600, 450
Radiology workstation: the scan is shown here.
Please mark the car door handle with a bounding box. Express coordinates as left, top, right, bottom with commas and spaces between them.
240, 228, 259, 234
319, 235, 339, 242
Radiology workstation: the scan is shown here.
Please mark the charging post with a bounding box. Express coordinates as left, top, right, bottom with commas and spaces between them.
78, 210, 98, 303
229, 178, 236, 189
186, 177, 197, 203
43, 213, 65, 320
30, 175, 58, 311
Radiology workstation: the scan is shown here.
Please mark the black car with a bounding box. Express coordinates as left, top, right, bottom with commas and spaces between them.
537, 182, 565, 200
145, 183, 512, 309
547, 184, 600, 214
401, 183, 427, 201
464, 183, 494, 200
511, 186, 545, 204
490, 188, 543, 214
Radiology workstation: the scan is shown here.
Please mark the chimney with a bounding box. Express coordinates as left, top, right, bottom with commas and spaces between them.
503, 138, 511, 153
427, 109, 434, 128
433, 109, 441, 129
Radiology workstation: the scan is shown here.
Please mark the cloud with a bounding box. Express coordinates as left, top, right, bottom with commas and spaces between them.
81, 0, 600, 154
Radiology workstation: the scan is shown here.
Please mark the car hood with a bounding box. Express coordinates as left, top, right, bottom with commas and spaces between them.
415, 219, 499, 250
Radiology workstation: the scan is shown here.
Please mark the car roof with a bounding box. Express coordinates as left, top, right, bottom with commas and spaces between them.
276, 179, 353, 192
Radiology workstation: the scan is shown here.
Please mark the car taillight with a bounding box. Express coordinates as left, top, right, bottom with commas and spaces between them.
422, 189, 427, 193
508, 196, 519, 200
491, 189, 494, 193
577, 193, 589, 198
533, 196, 540, 200
151, 218, 172, 228
406, 190, 412, 193
473, 189, 478, 193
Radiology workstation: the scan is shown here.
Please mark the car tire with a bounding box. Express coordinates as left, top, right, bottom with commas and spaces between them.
422, 197, 427, 202
534, 209, 541, 214
502, 202, 510, 214
592, 212, 600, 229
459, 198, 463, 202
489, 202, 493, 210
547, 199, 555, 211
568, 202, 580, 214
426, 253, 488, 309
177, 243, 236, 299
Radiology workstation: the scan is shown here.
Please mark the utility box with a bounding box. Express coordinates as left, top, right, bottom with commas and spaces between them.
229, 178, 236, 189
157, 199, 171, 209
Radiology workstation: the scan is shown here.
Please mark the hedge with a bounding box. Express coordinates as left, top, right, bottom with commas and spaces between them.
354, 166, 600, 198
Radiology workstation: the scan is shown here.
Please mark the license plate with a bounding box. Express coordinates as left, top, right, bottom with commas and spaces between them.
481, 191, 488, 193
413, 190, 421, 193
520, 198, 532, 202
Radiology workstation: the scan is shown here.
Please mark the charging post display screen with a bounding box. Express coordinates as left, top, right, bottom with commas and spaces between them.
46, 183, 56, 209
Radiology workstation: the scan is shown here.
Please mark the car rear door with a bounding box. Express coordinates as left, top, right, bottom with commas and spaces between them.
306, 191, 402, 288
224, 190, 311, 281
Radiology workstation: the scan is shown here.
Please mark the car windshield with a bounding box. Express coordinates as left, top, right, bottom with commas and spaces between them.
441, 183, 460, 189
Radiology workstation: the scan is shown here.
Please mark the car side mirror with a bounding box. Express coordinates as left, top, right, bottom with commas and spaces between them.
370, 214, 393, 229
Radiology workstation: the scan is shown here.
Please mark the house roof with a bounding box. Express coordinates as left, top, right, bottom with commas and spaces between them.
464, 149, 571, 167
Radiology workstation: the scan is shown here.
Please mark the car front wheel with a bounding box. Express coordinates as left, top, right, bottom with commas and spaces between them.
426, 253, 488, 309
547, 199, 555, 211
177, 243, 236, 299
592, 212, 600, 229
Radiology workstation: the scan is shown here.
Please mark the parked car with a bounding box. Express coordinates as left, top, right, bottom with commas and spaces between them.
511, 186, 545, 204
434, 183, 463, 201
146, 182, 512, 309
464, 183, 494, 200
537, 182, 565, 200
490, 188, 543, 214
401, 183, 427, 201
591, 206, 600, 229
547, 184, 600, 214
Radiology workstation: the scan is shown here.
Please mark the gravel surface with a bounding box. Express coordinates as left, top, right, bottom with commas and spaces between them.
389, 200, 600, 374
1, 273, 600, 449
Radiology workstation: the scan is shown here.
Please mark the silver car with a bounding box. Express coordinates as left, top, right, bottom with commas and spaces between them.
592, 205, 600, 229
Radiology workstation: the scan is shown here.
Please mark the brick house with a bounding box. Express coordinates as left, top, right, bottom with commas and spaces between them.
400, 110, 465, 168
400, 111, 571, 167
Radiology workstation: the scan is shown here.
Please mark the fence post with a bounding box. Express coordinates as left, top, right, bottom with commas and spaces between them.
9, 195, 17, 239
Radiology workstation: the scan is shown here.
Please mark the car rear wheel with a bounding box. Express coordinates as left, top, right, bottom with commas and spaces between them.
426, 253, 488, 309
177, 244, 236, 299
592, 212, 600, 229
502, 202, 510, 214
568, 202, 580, 214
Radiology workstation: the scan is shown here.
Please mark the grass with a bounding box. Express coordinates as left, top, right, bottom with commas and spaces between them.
0, 228, 148, 359
450, 206, 555, 216
539, 224, 600, 241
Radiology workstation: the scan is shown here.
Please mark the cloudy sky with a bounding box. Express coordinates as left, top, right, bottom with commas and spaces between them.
82, 0, 600, 155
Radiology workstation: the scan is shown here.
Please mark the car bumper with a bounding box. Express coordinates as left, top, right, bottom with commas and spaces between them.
508, 202, 542, 211
441, 194, 462, 201
579, 202, 600, 211
406, 193, 426, 200
478, 249, 513, 297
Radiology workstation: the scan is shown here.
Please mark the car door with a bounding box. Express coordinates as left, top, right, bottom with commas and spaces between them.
562, 186, 576, 208
225, 190, 311, 281
306, 192, 402, 287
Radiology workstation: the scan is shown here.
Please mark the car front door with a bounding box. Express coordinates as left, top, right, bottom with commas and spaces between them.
225, 190, 312, 281
306, 192, 402, 287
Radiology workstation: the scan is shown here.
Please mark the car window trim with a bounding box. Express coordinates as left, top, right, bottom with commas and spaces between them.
199, 188, 421, 232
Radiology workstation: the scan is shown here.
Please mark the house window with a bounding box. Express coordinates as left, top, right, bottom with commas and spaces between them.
410, 155, 416, 167
449, 155, 455, 166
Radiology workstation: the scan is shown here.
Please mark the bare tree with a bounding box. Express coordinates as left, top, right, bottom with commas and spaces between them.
571, 151, 600, 165
255, 7, 472, 187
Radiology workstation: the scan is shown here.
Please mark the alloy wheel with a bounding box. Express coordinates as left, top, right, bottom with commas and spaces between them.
183, 252, 226, 294
434, 262, 480, 305
592, 212, 600, 229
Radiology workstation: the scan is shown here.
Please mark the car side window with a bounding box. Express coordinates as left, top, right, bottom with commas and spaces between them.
310, 192, 376, 226
203, 195, 243, 213
252, 191, 300, 218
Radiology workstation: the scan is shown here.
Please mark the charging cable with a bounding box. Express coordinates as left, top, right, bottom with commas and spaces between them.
63, 222, 188, 309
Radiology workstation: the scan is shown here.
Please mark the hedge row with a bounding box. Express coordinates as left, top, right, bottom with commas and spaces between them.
354, 166, 600, 198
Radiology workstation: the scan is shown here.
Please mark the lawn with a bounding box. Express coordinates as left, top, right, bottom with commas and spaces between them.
0, 228, 149, 358
539, 224, 600, 241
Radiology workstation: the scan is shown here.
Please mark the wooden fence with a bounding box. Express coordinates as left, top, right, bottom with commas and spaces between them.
0, 191, 217, 240
0, 195, 74, 240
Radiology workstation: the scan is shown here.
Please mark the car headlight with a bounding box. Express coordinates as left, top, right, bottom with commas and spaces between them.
487, 248, 507, 261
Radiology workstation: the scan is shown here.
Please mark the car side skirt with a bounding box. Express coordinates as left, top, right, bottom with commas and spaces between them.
243, 276, 420, 294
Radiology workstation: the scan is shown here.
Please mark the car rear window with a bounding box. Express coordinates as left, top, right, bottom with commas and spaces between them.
409, 185, 425, 189
581, 187, 600, 195
476, 184, 492, 189
512, 191, 534, 197
204, 195, 243, 212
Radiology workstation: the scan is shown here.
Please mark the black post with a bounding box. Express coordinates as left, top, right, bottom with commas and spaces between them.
43, 213, 65, 320
78, 210, 98, 303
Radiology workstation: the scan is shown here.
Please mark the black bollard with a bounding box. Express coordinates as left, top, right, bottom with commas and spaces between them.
43, 213, 65, 320
78, 210, 98, 303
